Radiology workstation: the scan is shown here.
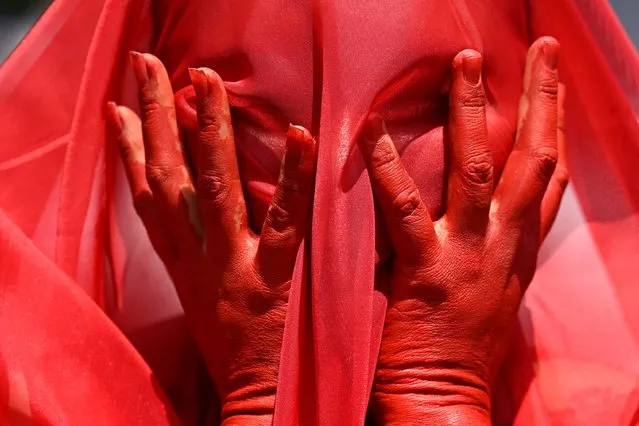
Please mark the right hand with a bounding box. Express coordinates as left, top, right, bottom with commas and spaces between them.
106, 53, 317, 425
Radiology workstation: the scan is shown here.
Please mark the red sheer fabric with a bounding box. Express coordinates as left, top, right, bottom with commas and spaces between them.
0, 1, 637, 425
0, 208, 178, 425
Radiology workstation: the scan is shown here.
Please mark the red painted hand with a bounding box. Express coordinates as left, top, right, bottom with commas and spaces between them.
362, 38, 568, 425
106, 53, 317, 425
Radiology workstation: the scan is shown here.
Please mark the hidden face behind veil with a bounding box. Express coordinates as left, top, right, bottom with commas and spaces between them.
0, 1, 637, 425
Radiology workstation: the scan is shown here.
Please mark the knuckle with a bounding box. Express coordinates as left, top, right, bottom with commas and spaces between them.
391, 187, 423, 219
460, 90, 486, 110
140, 101, 172, 134
146, 162, 179, 187
265, 200, 294, 234
199, 122, 220, 141
536, 77, 559, 99
370, 139, 398, 171
461, 152, 494, 186
265, 180, 311, 234
531, 146, 559, 181
198, 171, 233, 205
140, 98, 164, 120
277, 177, 307, 198
198, 110, 218, 129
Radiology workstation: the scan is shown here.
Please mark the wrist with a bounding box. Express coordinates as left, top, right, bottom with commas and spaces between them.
221, 414, 273, 426
371, 373, 492, 426
370, 394, 491, 426
221, 393, 275, 425
371, 353, 493, 425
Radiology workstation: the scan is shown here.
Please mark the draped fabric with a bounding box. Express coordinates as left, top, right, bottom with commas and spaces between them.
0, 1, 637, 425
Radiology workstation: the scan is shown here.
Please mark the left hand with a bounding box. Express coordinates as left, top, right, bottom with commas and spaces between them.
363, 38, 568, 425
107, 53, 317, 425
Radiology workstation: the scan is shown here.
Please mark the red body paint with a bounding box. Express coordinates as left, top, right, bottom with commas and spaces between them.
363, 41, 566, 425
0, 1, 637, 425
111, 55, 317, 424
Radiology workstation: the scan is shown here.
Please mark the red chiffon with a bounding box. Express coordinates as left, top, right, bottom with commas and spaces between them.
0, 1, 637, 425
0, 208, 178, 424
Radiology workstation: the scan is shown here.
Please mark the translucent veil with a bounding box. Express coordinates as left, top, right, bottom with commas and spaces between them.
0, 1, 636, 424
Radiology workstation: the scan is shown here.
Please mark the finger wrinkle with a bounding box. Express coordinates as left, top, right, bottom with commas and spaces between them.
459, 154, 494, 186
146, 161, 188, 187
370, 136, 401, 171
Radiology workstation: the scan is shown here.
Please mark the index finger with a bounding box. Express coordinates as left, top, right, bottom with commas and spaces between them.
359, 113, 440, 264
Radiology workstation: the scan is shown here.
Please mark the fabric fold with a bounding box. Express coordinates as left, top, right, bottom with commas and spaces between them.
0, 1, 637, 425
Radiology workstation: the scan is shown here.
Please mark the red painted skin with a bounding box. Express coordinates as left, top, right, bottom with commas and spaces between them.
0, 1, 636, 424
365, 39, 568, 425
106, 37, 567, 424
107, 54, 317, 425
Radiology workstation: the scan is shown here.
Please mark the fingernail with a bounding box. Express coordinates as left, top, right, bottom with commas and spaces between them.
188, 68, 203, 95
461, 53, 482, 85
188, 67, 201, 83
363, 113, 388, 146
541, 40, 559, 71
287, 124, 315, 167
189, 68, 214, 98
130, 51, 149, 84
287, 123, 306, 144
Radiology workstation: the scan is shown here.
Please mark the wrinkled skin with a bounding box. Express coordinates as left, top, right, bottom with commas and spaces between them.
106, 53, 317, 425
106, 36, 567, 425
363, 38, 568, 425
